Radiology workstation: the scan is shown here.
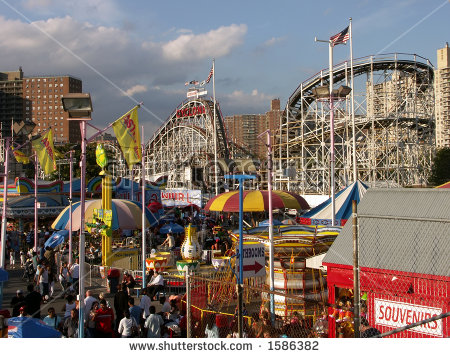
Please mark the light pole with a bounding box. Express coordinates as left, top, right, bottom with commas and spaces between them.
61, 93, 93, 339
257, 130, 275, 323
141, 126, 146, 288
34, 152, 38, 251
312, 38, 352, 225
224, 174, 255, 337
1, 120, 36, 268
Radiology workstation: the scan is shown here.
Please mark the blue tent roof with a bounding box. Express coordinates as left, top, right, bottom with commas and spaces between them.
0, 268, 8, 282
303, 180, 368, 222
8, 317, 62, 338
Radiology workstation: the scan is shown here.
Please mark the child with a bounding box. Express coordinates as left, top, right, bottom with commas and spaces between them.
20, 250, 27, 267
9, 249, 15, 268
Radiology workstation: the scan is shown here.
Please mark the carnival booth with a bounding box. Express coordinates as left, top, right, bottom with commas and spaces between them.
323, 188, 450, 338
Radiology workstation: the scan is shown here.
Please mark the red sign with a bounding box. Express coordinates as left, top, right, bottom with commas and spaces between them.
176, 105, 205, 118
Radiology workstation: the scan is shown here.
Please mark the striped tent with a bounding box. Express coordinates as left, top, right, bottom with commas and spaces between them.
300, 180, 368, 226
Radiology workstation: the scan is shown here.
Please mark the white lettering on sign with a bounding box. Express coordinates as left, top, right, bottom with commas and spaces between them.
374, 298, 443, 337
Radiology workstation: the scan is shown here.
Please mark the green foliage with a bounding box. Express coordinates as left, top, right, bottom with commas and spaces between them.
428, 147, 450, 186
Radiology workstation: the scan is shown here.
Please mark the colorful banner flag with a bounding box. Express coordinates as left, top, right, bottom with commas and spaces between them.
330, 26, 349, 46
32, 129, 57, 175
12, 147, 30, 164
112, 106, 141, 169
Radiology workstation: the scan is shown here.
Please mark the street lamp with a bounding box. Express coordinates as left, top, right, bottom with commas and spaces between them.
62, 92, 92, 339
311, 39, 352, 225
224, 174, 256, 338
257, 130, 275, 324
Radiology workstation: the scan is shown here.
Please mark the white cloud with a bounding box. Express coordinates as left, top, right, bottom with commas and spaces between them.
123, 85, 148, 97
0, 15, 253, 129
161, 24, 247, 61
263, 36, 285, 47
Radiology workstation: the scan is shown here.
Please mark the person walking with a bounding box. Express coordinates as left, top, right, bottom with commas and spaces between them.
118, 310, 138, 338
24, 283, 42, 319
144, 306, 164, 338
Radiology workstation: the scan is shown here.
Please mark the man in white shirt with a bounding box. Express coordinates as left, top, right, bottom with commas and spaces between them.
144, 306, 164, 338
147, 272, 164, 300
84, 290, 98, 322
139, 288, 151, 319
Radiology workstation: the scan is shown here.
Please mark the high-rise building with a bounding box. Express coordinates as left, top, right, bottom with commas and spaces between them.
0, 68, 25, 138
224, 99, 282, 158
435, 43, 450, 148
23, 73, 82, 144
0, 68, 82, 144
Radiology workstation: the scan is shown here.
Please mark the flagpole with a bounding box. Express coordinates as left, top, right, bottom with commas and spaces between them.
349, 18, 357, 182
68, 150, 73, 267
130, 165, 134, 201
141, 126, 146, 288
329, 42, 336, 225
0, 139, 10, 269
34, 152, 38, 252
212, 59, 218, 196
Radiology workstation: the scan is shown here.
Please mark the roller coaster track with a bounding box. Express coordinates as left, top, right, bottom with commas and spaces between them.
275, 52, 435, 193
288, 53, 434, 116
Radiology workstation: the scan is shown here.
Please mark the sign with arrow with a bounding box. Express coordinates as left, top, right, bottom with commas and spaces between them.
236, 242, 266, 279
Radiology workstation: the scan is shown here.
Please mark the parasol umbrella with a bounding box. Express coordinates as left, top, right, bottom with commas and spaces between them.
259, 219, 283, 226
8, 317, 62, 338
51, 199, 158, 231
44, 230, 69, 249
204, 190, 310, 212
159, 222, 184, 234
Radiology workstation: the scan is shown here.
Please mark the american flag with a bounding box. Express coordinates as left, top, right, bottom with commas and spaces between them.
206, 66, 214, 83
330, 26, 349, 46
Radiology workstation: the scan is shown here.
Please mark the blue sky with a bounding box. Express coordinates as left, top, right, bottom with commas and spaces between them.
0, 0, 449, 138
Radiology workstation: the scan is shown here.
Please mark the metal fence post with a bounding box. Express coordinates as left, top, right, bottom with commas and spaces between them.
186, 267, 191, 338
352, 200, 360, 337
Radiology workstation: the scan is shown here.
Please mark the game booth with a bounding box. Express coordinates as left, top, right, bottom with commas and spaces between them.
323, 188, 450, 338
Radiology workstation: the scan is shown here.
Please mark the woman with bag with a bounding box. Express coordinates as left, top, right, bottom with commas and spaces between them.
118, 309, 139, 338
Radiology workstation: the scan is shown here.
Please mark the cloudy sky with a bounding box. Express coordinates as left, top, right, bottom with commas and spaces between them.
1, 0, 449, 138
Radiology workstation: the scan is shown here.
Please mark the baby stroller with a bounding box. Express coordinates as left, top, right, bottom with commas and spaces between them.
22, 260, 35, 282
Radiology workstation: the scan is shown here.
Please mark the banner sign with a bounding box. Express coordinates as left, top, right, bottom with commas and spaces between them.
161, 190, 201, 207
374, 298, 443, 337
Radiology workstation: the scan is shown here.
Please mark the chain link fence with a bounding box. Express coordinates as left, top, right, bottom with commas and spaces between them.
357, 215, 449, 338
326, 208, 450, 338
186, 271, 328, 338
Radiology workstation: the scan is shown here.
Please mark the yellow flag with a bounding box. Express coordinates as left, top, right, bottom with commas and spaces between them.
12, 146, 30, 164
112, 106, 141, 169
32, 129, 57, 175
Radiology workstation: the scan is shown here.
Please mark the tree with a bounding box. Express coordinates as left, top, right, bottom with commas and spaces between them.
428, 147, 450, 186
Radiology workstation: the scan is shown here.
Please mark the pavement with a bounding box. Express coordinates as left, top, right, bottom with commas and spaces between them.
0, 264, 160, 320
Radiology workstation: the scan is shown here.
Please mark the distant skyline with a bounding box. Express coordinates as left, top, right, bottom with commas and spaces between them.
1, 0, 449, 138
